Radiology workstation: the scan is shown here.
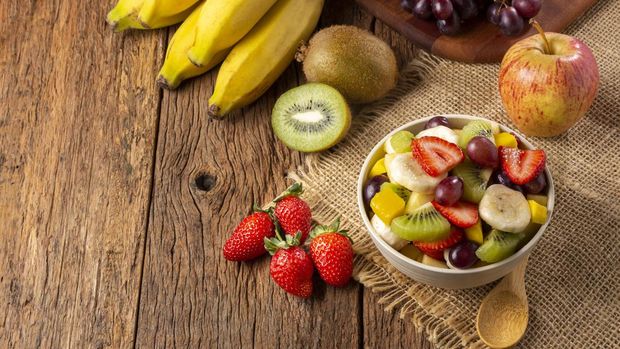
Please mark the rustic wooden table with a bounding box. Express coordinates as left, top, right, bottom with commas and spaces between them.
0, 0, 434, 347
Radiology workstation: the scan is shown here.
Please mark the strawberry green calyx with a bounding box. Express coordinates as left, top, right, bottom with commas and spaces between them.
264, 231, 302, 255
252, 204, 273, 215
273, 182, 304, 202
309, 218, 353, 244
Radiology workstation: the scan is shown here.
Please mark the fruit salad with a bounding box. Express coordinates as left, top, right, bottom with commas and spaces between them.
364, 116, 550, 269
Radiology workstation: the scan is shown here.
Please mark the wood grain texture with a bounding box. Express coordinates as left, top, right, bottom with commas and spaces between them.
355, 0, 598, 63
135, 48, 364, 349
364, 291, 433, 349
134, 1, 365, 346
1, 0, 436, 347
0, 0, 164, 347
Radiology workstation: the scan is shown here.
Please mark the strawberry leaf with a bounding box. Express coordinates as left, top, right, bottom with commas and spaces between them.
309, 218, 353, 244
273, 182, 304, 202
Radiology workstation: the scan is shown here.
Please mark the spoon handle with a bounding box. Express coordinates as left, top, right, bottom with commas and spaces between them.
502, 256, 529, 294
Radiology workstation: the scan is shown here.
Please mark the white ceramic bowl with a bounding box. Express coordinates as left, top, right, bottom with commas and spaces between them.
357, 114, 554, 289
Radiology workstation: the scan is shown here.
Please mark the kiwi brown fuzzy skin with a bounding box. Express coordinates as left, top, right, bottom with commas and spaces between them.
300, 25, 398, 104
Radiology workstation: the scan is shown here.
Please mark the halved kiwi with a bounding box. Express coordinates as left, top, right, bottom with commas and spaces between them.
475, 229, 522, 263
452, 160, 492, 203
390, 202, 451, 242
458, 120, 495, 149
271, 83, 351, 153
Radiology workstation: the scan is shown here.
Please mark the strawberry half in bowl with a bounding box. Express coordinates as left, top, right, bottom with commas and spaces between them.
357, 115, 555, 289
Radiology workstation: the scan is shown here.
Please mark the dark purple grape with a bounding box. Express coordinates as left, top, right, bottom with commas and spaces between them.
432, 0, 454, 20
499, 6, 525, 36
513, 0, 541, 18
523, 172, 546, 194
448, 241, 479, 269
475, 0, 491, 10
486, 2, 502, 25
453, 0, 478, 20
400, 0, 415, 12
413, 0, 433, 19
435, 176, 463, 206
364, 175, 389, 206
425, 116, 450, 129
437, 11, 461, 35
492, 170, 524, 193
466, 136, 498, 168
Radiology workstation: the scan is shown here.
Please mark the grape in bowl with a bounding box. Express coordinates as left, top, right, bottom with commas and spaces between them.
357, 114, 554, 289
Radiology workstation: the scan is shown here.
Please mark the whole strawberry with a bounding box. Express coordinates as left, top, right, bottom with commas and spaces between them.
265, 233, 314, 298
308, 219, 354, 288
223, 211, 275, 261
273, 183, 313, 243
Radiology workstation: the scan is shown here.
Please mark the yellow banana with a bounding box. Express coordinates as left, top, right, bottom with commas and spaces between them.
106, 0, 145, 31
208, 0, 324, 118
106, 0, 200, 31
186, 0, 279, 67
138, 0, 200, 29
157, 3, 229, 89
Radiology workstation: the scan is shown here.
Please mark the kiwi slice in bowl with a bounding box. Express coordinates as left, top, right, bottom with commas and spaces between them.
271, 83, 351, 153
452, 160, 492, 203
475, 229, 522, 263
390, 202, 451, 242
385, 130, 415, 153
458, 120, 495, 149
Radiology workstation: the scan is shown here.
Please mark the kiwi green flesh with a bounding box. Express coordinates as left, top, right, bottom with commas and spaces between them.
380, 182, 411, 202
272, 83, 351, 153
475, 229, 522, 263
391, 203, 451, 242
452, 160, 492, 203
389, 131, 415, 153
458, 120, 494, 149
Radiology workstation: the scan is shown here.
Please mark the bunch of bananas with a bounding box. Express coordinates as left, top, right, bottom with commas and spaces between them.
106, 0, 325, 118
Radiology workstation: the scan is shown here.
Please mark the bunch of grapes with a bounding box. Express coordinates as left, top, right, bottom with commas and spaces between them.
486, 0, 541, 36
401, 0, 542, 37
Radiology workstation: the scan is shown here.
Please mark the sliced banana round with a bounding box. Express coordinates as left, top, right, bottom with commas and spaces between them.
416, 126, 458, 145
479, 184, 531, 233
385, 153, 446, 194
371, 215, 409, 250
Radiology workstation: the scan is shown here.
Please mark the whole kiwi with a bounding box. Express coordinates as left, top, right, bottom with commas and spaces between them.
298, 25, 398, 104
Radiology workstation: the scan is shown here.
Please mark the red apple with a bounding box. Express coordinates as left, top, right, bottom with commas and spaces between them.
499, 21, 599, 137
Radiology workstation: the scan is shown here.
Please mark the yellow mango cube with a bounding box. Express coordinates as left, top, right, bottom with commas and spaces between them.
464, 220, 484, 245
369, 158, 387, 178
370, 189, 405, 224
528, 200, 548, 224
494, 132, 518, 148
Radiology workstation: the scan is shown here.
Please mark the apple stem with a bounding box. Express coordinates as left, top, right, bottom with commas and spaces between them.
529, 19, 551, 55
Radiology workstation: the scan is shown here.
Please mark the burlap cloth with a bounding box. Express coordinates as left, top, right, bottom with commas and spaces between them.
290, 0, 620, 347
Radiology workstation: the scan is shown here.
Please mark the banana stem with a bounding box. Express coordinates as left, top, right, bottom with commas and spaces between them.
529, 19, 551, 55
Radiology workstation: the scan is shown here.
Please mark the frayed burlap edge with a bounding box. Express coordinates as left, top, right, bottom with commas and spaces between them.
288, 52, 487, 349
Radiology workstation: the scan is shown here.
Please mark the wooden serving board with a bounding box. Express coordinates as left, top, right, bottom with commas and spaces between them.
355, 0, 598, 63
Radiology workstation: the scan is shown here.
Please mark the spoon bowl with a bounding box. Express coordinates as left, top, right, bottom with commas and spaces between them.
477, 257, 529, 348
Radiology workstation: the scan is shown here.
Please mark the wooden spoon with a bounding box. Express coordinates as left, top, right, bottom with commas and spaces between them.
476, 257, 529, 349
